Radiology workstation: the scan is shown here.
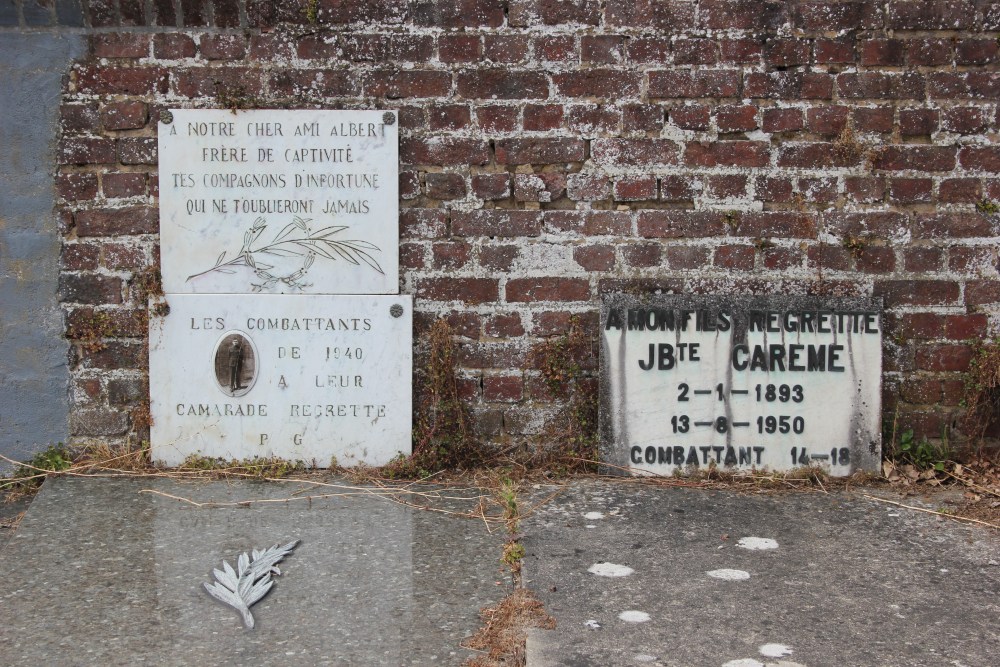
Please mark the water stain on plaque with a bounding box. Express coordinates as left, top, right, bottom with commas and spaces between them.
213, 331, 258, 397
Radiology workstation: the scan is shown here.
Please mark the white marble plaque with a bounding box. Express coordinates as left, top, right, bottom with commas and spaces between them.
601, 296, 882, 476
158, 109, 398, 294
149, 294, 412, 467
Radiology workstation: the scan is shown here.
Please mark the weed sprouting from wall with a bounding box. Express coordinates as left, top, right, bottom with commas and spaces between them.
962, 339, 1000, 444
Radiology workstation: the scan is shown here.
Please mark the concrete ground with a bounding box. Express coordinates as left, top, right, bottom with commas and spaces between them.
522, 481, 1000, 667
0, 476, 997, 666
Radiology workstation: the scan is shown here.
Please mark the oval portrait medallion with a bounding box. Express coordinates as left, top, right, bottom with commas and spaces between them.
213, 331, 259, 397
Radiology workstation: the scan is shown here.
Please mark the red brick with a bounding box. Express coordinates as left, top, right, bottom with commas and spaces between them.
944, 314, 988, 340
826, 212, 909, 239
432, 241, 471, 269
738, 211, 816, 238
553, 70, 641, 98
606, 0, 696, 30
715, 104, 758, 132
660, 175, 697, 202
523, 104, 563, 131
956, 39, 1000, 65
887, 1, 975, 30
104, 244, 146, 270
118, 138, 156, 165
59, 274, 122, 305
173, 67, 264, 98
92, 34, 149, 58
714, 245, 755, 270
483, 35, 529, 64
399, 209, 447, 239
762, 108, 803, 133
592, 139, 679, 167
673, 38, 718, 65
63, 243, 101, 271
762, 246, 802, 270
102, 172, 146, 199
496, 138, 585, 164
744, 72, 833, 99
915, 344, 973, 372
942, 107, 988, 134
213, 0, 240, 27
573, 245, 616, 271
699, 0, 788, 30
949, 246, 996, 271
566, 105, 619, 135
479, 244, 519, 271
852, 106, 894, 134
860, 38, 905, 66
75, 65, 169, 96
814, 37, 855, 63
439, 35, 482, 63
477, 105, 518, 132
61, 103, 100, 133
622, 104, 664, 132
533, 35, 576, 62
899, 108, 938, 135
452, 210, 542, 237
889, 178, 933, 204
581, 211, 631, 236
966, 280, 1000, 304
912, 213, 995, 239
457, 69, 548, 99
417, 278, 498, 304
794, 2, 873, 30
400, 137, 489, 166
855, 246, 896, 274
900, 380, 941, 405
626, 37, 672, 63
765, 39, 810, 67
484, 313, 524, 338
669, 105, 710, 130
756, 176, 793, 202
614, 176, 657, 201
425, 173, 466, 199
57, 173, 99, 201
705, 174, 747, 199
903, 247, 942, 272
874, 146, 956, 172
400, 171, 420, 200
649, 69, 740, 98
622, 244, 661, 268
638, 210, 726, 238
510, 0, 601, 25
929, 72, 1000, 99
806, 106, 849, 136
798, 177, 838, 203
873, 280, 960, 307
567, 174, 610, 201
514, 173, 565, 202
100, 101, 148, 131
399, 242, 425, 269
506, 278, 590, 302
428, 104, 471, 131
483, 375, 523, 402
200, 34, 248, 60
154, 34, 196, 59
74, 207, 157, 237
248, 34, 296, 61
837, 72, 925, 99
684, 141, 769, 167
845, 177, 886, 204
895, 312, 944, 339
365, 70, 450, 98
582, 35, 625, 64
807, 244, 851, 271
472, 173, 511, 200
666, 246, 710, 269
959, 147, 1000, 173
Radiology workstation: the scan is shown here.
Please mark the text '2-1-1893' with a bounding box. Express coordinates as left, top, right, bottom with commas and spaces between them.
600, 295, 882, 477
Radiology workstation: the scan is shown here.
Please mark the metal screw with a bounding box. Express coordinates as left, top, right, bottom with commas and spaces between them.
390, 304, 404, 318
160, 110, 174, 125
382, 111, 396, 126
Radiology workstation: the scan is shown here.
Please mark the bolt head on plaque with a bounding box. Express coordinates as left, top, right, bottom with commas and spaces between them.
390, 303, 404, 318
382, 111, 396, 125
160, 110, 173, 124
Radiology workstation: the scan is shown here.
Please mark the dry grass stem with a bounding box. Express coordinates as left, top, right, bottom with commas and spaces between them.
862, 494, 1000, 530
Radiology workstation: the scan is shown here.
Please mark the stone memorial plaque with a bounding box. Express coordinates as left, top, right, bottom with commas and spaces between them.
600, 295, 882, 476
158, 109, 398, 294
149, 294, 412, 467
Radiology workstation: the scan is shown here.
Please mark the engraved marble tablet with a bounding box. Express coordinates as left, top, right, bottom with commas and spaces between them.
149, 294, 412, 466
158, 109, 398, 295
600, 295, 882, 476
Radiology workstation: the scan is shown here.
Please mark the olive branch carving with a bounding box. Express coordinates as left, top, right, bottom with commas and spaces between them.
186, 216, 384, 291
203, 540, 299, 628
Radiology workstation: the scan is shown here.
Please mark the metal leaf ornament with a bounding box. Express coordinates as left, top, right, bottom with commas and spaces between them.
203, 540, 299, 628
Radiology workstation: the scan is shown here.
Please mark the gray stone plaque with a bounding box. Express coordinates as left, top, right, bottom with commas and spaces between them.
149, 294, 412, 467
600, 295, 882, 476
158, 109, 398, 295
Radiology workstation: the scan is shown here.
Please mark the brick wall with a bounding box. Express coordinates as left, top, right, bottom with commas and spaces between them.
58, 0, 1000, 451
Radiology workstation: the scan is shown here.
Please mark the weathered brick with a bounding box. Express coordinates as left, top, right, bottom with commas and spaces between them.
944, 313, 988, 339
887, 1, 975, 30
806, 106, 849, 136
622, 244, 662, 268
852, 106, 894, 134
582, 35, 625, 64
417, 277, 498, 304
484, 313, 524, 338
425, 173, 466, 199
483, 35, 529, 63
765, 39, 811, 67
762, 246, 802, 270
495, 138, 585, 164
807, 244, 851, 271
214, 0, 241, 27
814, 37, 855, 63
471, 173, 511, 200
714, 245, 755, 270
432, 241, 471, 269
92, 34, 149, 58
100, 101, 148, 131
762, 108, 803, 133
793, 1, 872, 30
59, 274, 122, 305
506, 278, 590, 302
453, 210, 542, 237
903, 247, 942, 272
956, 39, 1000, 65
199, 34, 247, 60
705, 174, 747, 199
483, 375, 523, 402
477, 105, 518, 132
738, 212, 816, 239
838, 72, 925, 99
899, 108, 938, 135
75, 207, 158, 237
715, 104, 758, 132
684, 141, 769, 167
845, 177, 886, 203
118, 137, 157, 165
660, 175, 698, 202
966, 280, 1000, 304
566, 105, 620, 135
439, 34, 482, 63
567, 174, 610, 201
523, 104, 563, 131
699, 0, 788, 30
592, 139, 679, 167
912, 213, 996, 239
365, 70, 451, 98
457, 70, 548, 99
573, 245, 616, 271
637, 210, 726, 238
60, 137, 116, 165
606, 0, 696, 30
744, 72, 833, 99
649, 69, 740, 98
959, 146, 1000, 173
400, 209, 447, 239
674, 38, 718, 65
70, 408, 130, 437
401, 137, 490, 166
756, 176, 794, 202
510, 0, 601, 25
907, 38, 953, 66
102, 172, 147, 199
942, 107, 988, 134
76, 65, 169, 95
399, 242, 426, 269
928, 72, 1000, 99
939, 178, 981, 203
915, 344, 973, 372
860, 39, 905, 66
553, 70, 641, 98
874, 146, 956, 172
62, 243, 100, 271
669, 105, 711, 130
154, 34, 196, 59
614, 176, 657, 201
889, 178, 933, 204
855, 246, 896, 274
666, 246, 710, 269
873, 280, 960, 307
428, 104, 472, 130
826, 212, 909, 239
479, 244, 519, 271
514, 173, 565, 202
57, 173, 99, 201
626, 37, 672, 63
533, 35, 576, 62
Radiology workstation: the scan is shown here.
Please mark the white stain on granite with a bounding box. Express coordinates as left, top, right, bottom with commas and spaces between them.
588, 562, 634, 577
